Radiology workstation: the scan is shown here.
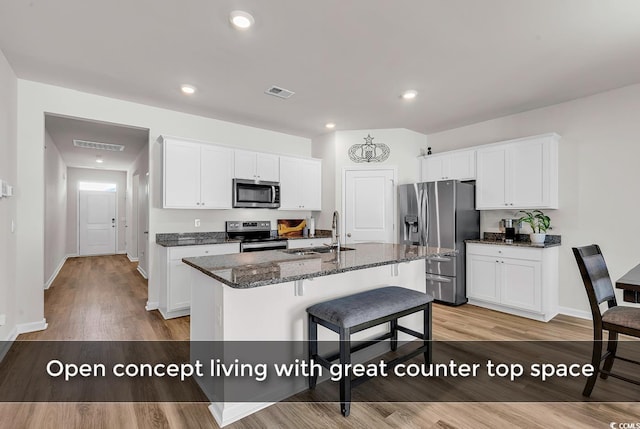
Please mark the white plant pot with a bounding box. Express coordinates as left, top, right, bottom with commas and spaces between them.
530, 233, 546, 245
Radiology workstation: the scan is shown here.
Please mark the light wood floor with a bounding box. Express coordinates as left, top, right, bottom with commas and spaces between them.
1, 255, 638, 428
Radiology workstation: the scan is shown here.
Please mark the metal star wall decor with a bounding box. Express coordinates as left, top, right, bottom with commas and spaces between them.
348, 134, 390, 163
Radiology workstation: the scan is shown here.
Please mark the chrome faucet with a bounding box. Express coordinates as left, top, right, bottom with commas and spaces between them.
331, 210, 341, 253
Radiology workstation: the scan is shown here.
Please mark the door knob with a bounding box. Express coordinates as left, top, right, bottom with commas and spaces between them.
347, 233, 352, 237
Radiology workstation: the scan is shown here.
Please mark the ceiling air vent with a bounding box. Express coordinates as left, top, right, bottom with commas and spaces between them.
73, 140, 125, 152
264, 85, 295, 99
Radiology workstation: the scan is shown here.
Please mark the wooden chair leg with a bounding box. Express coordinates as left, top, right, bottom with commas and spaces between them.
339, 327, 351, 417
583, 331, 603, 397
390, 319, 398, 351
308, 316, 318, 390
601, 330, 618, 380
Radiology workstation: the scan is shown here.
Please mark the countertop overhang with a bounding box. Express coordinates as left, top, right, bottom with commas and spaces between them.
183, 243, 454, 289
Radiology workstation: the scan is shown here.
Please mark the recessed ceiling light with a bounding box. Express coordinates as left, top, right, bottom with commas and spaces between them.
181, 84, 196, 95
230, 10, 255, 29
401, 90, 418, 100
325, 122, 336, 129
96, 156, 103, 164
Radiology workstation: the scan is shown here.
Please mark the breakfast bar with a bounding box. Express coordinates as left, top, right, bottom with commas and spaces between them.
182, 242, 453, 426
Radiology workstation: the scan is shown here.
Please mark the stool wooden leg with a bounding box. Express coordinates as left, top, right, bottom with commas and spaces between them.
423, 302, 432, 364
390, 319, 398, 351
339, 327, 351, 417
308, 315, 318, 390
601, 331, 618, 380
583, 330, 603, 397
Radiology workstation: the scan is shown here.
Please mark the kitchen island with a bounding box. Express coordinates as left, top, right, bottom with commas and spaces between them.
182, 242, 453, 426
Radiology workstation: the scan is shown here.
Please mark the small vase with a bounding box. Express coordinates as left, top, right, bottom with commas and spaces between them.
530, 233, 546, 245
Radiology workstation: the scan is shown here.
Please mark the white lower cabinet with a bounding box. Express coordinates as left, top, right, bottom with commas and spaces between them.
158, 242, 240, 319
466, 243, 558, 322
287, 237, 332, 249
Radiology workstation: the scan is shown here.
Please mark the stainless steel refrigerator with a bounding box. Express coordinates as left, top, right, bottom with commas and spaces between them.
398, 180, 479, 305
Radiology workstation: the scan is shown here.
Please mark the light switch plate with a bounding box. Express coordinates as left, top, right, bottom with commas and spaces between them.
194, 219, 201, 228
0, 314, 6, 326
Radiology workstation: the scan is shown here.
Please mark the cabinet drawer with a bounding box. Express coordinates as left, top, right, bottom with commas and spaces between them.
466, 243, 542, 261
169, 243, 239, 260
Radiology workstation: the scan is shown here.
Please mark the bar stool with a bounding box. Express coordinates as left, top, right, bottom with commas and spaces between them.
306, 286, 433, 416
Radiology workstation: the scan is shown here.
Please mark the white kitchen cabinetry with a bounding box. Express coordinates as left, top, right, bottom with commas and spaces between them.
287, 237, 332, 249
157, 242, 240, 319
475, 133, 559, 209
279, 156, 322, 210
466, 243, 558, 322
162, 138, 233, 209
234, 150, 280, 182
420, 149, 476, 182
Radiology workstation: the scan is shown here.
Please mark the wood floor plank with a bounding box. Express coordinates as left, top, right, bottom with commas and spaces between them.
1, 255, 638, 428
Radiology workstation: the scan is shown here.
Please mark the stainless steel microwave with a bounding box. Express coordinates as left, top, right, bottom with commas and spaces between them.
232, 179, 280, 208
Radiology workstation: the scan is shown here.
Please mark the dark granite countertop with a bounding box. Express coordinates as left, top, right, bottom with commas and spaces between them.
183, 243, 455, 288
466, 232, 561, 249
156, 232, 240, 247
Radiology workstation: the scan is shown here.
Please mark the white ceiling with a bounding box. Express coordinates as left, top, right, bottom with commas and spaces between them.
45, 115, 148, 171
3, 1, 640, 138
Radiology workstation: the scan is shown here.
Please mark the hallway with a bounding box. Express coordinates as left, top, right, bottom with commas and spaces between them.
21, 255, 187, 340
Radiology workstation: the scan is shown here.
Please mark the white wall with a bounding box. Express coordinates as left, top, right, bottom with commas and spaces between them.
44, 131, 67, 287
0, 49, 17, 340
126, 145, 149, 260
66, 167, 127, 255
427, 83, 640, 316
15, 79, 312, 327
312, 128, 426, 229
311, 132, 337, 230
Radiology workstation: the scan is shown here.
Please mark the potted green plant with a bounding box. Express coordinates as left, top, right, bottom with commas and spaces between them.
518, 210, 551, 245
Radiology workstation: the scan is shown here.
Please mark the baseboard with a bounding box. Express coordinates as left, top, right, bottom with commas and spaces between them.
16, 319, 48, 335
559, 306, 592, 320
0, 326, 18, 362
137, 266, 148, 279
66, 253, 79, 258
44, 255, 68, 289
117, 250, 127, 255
145, 301, 159, 311
127, 253, 139, 262
209, 401, 275, 428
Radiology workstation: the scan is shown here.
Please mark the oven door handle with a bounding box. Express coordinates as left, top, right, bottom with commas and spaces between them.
241, 241, 288, 251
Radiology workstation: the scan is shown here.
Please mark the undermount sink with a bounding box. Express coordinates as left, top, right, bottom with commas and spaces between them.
281, 246, 355, 256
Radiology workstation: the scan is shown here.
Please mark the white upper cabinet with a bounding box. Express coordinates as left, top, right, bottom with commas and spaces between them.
162, 137, 233, 209
420, 149, 476, 182
476, 134, 559, 210
279, 156, 322, 211
234, 150, 280, 182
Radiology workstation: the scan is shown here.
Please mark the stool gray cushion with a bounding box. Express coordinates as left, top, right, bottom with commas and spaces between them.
306, 286, 433, 328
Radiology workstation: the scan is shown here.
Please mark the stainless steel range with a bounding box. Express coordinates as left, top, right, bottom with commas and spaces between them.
226, 221, 288, 252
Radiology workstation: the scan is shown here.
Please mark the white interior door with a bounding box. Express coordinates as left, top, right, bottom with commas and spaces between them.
344, 168, 396, 244
79, 190, 116, 256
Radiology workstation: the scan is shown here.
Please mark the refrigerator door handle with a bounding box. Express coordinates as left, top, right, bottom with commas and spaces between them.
420, 186, 427, 245
426, 274, 453, 283
424, 186, 430, 247
427, 256, 452, 262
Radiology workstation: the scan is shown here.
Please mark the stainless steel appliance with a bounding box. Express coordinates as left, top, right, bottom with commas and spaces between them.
500, 218, 521, 243
398, 180, 479, 305
226, 220, 288, 252
232, 179, 280, 209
